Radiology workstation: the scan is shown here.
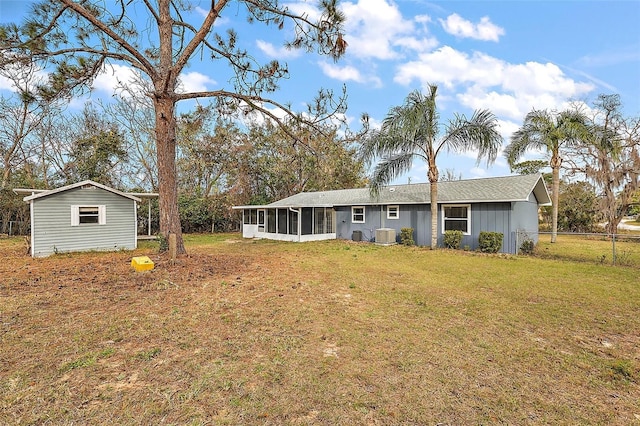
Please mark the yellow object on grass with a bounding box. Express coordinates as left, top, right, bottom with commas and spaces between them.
131, 256, 154, 272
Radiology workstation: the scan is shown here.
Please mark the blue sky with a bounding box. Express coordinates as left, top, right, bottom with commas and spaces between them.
1, 0, 639, 184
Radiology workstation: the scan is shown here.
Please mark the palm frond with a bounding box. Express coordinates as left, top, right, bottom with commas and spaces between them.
443, 109, 502, 166
368, 152, 415, 196
504, 109, 553, 166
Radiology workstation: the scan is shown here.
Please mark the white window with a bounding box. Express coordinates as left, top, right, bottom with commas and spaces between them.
71, 205, 106, 226
387, 205, 399, 219
352, 206, 365, 223
442, 204, 471, 235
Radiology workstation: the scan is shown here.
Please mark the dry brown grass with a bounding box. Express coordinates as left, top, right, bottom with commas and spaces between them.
1, 235, 639, 425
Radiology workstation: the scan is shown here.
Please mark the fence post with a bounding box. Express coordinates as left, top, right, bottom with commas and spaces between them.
9, 221, 12, 236
612, 233, 616, 266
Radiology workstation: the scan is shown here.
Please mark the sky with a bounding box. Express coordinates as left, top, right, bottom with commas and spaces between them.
1, 0, 639, 185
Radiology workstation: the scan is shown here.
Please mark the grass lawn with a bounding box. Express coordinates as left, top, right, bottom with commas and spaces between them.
536, 233, 640, 267
1, 234, 639, 425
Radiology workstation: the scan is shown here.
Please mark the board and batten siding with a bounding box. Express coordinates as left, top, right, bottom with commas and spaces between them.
336, 202, 518, 253
31, 186, 137, 257
336, 205, 431, 245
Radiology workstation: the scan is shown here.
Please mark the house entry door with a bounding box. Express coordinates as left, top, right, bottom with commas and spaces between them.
258, 209, 265, 232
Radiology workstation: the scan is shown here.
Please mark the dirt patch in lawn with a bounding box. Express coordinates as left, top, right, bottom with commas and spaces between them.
1, 237, 639, 425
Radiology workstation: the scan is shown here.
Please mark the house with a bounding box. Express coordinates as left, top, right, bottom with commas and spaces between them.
233, 174, 551, 254
15, 180, 154, 257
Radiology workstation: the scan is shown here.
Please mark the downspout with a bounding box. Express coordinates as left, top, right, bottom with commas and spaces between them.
29, 198, 34, 257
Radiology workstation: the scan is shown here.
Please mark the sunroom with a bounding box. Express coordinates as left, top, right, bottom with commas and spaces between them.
235, 205, 336, 242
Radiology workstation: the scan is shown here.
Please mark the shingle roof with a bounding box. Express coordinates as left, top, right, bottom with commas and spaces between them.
21, 180, 142, 202
234, 174, 551, 209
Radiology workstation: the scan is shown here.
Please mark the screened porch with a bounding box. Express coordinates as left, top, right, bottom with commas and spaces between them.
239, 207, 336, 242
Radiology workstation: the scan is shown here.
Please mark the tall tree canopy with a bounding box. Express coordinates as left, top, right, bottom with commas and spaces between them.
236, 119, 366, 204
566, 94, 640, 234
0, 0, 349, 254
361, 85, 502, 249
504, 108, 589, 243
63, 104, 128, 187
0, 62, 54, 189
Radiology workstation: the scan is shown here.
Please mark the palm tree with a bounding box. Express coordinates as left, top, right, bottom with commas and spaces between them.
504, 108, 588, 243
361, 85, 502, 249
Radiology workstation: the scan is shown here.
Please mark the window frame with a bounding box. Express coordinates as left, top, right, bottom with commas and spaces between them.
351, 206, 365, 223
243, 209, 258, 225
387, 205, 399, 219
441, 204, 471, 235
71, 205, 106, 226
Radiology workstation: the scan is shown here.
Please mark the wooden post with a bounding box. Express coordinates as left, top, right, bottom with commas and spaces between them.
169, 233, 177, 262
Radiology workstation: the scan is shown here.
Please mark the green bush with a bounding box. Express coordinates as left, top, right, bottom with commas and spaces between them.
520, 238, 535, 255
400, 228, 415, 246
479, 231, 503, 253
443, 230, 463, 249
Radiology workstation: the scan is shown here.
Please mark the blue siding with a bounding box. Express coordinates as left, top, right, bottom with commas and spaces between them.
336, 202, 530, 253
465, 202, 511, 252
336, 205, 432, 245
511, 194, 543, 251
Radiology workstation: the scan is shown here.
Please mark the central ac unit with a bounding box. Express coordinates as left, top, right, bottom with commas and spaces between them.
375, 228, 396, 245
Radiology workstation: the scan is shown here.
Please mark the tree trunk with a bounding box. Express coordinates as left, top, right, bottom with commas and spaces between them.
1, 162, 10, 189
155, 96, 186, 254
603, 185, 619, 235
428, 160, 439, 249
154, 0, 185, 254
550, 154, 561, 243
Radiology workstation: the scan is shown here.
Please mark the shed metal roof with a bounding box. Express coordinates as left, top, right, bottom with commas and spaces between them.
234, 174, 551, 209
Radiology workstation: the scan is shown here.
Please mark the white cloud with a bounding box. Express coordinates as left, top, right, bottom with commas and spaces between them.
256, 40, 302, 59
440, 13, 504, 42
496, 119, 521, 141
318, 61, 382, 87
469, 166, 488, 177
395, 46, 469, 88
177, 72, 216, 93
340, 0, 433, 59
367, 116, 383, 131
194, 6, 208, 18
394, 36, 439, 53
286, 2, 322, 21
0, 64, 50, 93
0, 75, 13, 91
92, 63, 141, 95
457, 89, 526, 120
394, 46, 595, 122
194, 5, 229, 25
92, 64, 216, 96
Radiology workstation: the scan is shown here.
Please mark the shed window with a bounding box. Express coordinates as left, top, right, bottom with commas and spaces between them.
387, 205, 399, 219
442, 204, 470, 235
352, 206, 365, 223
71, 205, 106, 226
